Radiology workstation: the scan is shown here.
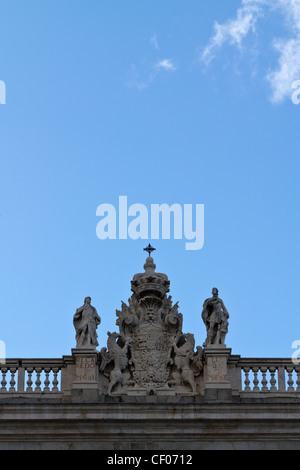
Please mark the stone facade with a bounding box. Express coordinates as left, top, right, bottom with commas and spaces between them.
0, 252, 300, 450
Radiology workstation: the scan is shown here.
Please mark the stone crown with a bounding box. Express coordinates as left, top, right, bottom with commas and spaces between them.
131, 256, 170, 299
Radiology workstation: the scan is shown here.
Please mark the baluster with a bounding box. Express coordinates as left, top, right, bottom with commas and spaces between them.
26, 368, 33, 392
52, 368, 59, 392
261, 367, 268, 391
269, 367, 277, 392
252, 367, 260, 391
1, 368, 8, 392
243, 367, 251, 391
9, 368, 16, 392
295, 366, 300, 392
44, 368, 51, 392
35, 368, 42, 392
286, 366, 294, 391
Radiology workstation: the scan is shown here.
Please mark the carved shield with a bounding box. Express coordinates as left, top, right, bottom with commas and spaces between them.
130, 320, 175, 390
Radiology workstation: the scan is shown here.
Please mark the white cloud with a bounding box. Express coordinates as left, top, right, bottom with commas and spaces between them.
154, 59, 176, 71
150, 33, 159, 50
201, 0, 300, 103
201, 1, 263, 65
127, 58, 176, 91
126, 33, 177, 91
267, 36, 300, 103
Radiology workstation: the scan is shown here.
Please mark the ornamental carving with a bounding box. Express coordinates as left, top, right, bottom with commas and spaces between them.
100, 252, 203, 396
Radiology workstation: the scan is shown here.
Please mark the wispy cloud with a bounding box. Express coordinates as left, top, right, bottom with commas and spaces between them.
201, 1, 263, 66
201, 0, 300, 103
150, 33, 159, 50
127, 58, 177, 91
267, 36, 300, 103
127, 34, 177, 91
154, 59, 176, 72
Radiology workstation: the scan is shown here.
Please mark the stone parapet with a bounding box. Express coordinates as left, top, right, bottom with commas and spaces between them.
0, 401, 300, 449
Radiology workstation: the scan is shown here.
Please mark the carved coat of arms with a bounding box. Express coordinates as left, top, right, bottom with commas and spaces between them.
100, 254, 203, 395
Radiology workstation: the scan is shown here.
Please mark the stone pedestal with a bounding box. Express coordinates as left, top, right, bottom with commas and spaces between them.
203, 347, 232, 400
71, 347, 99, 402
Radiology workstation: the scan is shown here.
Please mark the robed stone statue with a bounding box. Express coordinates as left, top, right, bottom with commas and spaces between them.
73, 296, 101, 348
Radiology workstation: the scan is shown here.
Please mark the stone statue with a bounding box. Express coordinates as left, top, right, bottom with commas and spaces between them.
73, 297, 101, 348
202, 288, 229, 347
100, 332, 131, 396
173, 334, 197, 394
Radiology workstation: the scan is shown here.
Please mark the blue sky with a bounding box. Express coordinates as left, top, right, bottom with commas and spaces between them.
0, 0, 299, 360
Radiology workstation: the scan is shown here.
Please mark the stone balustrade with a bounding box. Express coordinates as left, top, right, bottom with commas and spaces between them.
0, 358, 67, 395
237, 358, 300, 394
0, 352, 299, 400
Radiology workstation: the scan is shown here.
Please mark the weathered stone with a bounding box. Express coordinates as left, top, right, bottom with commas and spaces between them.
73, 297, 101, 348
71, 348, 99, 402
202, 288, 229, 347
99, 255, 203, 396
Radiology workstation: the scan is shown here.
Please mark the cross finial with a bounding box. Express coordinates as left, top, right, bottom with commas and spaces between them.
144, 244, 156, 258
